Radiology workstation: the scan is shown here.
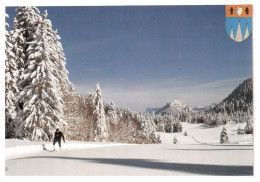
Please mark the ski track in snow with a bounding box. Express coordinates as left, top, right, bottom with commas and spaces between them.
5, 140, 134, 160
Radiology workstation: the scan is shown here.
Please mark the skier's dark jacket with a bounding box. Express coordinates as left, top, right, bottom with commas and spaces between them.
54, 131, 64, 140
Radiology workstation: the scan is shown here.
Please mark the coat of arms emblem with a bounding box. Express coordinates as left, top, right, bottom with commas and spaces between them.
226, 5, 252, 42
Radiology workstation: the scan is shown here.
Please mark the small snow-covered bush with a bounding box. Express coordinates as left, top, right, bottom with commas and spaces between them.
184, 131, 188, 136
237, 126, 244, 135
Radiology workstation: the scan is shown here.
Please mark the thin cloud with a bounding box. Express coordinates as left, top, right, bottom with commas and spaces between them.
74, 77, 249, 111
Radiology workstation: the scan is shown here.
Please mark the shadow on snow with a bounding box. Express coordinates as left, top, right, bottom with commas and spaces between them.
12, 156, 253, 176
166, 148, 252, 151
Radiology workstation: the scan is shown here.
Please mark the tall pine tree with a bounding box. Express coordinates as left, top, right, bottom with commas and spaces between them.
88, 83, 108, 141
13, 7, 69, 141
5, 13, 19, 138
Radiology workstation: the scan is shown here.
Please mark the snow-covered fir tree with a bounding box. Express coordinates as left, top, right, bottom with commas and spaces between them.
173, 136, 178, 144
136, 112, 159, 144
13, 7, 69, 141
220, 127, 229, 144
41, 10, 69, 91
105, 102, 119, 125
162, 114, 183, 133
104, 102, 120, 140
244, 120, 253, 134
5, 13, 19, 138
164, 114, 174, 133
88, 83, 108, 141
153, 114, 165, 132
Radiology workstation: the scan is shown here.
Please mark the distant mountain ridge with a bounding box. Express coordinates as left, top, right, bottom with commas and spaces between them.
155, 100, 193, 115
145, 78, 252, 116
209, 78, 253, 114
193, 103, 216, 111
145, 107, 160, 114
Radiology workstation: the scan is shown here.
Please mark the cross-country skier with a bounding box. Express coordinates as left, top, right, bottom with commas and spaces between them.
53, 128, 65, 151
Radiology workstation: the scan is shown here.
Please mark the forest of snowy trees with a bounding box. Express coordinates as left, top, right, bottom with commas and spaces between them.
5, 7, 160, 143
62, 83, 159, 143
144, 78, 253, 137
5, 7, 69, 141
5, 6, 253, 144
202, 78, 253, 134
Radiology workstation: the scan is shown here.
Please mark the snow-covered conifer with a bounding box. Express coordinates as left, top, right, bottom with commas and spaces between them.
164, 115, 174, 133
244, 120, 253, 134
184, 131, 188, 136
136, 112, 159, 144
105, 102, 118, 125
88, 83, 108, 141
15, 7, 68, 141
13, 7, 41, 76
41, 10, 69, 91
153, 114, 164, 132
5, 13, 19, 137
173, 136, 178, 144
220, 127, 229, 144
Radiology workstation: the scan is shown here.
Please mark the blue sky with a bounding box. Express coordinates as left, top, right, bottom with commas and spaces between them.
6, 6, 252, 111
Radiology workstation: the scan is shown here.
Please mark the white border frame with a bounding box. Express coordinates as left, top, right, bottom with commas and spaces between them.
0, 0, 259, 182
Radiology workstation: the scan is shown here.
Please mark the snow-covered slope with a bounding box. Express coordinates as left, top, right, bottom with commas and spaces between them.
156, 100, 193, 115
210, 78, 253, 114
159, 122, 253, 145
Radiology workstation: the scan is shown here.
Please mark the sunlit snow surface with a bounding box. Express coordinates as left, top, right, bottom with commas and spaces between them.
6, 122, 252, 160
5, 122, 253, 176
159, 122, 253, 145
6, 140, 133, 160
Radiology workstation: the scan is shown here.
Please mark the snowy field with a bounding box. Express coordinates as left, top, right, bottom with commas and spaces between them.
5, 122, 253, 176
160, 122, 253, 145
5, 139, 133, 160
